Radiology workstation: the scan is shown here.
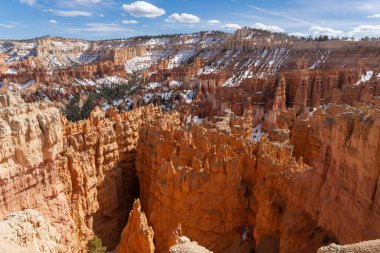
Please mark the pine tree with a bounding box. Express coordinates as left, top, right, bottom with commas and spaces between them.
65, 97, 81, 122
81, 94, 95, 120
87, 236, 107, 253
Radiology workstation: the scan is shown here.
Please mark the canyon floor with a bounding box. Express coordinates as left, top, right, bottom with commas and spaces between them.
0, 28, 379, 253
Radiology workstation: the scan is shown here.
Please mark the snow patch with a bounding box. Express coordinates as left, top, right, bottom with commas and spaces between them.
193, 116, 203, 125
167, 50, 196, 69
5, 68, 17, 74
146, 82, 161, 90
169, 80, 182, 88
180, 90, 196, 104
252, 124, 267, 143
161, 91, 173, 101
354, 71, 373, 86
143, 93, 154, 103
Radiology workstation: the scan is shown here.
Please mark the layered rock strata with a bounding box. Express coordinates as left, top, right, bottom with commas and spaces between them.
135, 103, 380, 253
0, 91, 162, 252
0, 90, 379, 253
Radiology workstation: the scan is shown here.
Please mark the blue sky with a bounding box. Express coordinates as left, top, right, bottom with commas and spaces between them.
1, 0, 380, 40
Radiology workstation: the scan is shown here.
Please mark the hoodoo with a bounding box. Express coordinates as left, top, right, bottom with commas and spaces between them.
0, 2, 379, 252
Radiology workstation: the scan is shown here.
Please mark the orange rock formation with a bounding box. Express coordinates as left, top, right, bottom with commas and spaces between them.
116, 199, 155, 253
135, 103, 380, 253
0, 84, 379, 253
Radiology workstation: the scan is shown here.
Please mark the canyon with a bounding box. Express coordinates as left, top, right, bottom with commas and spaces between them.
0, 28, 379, 253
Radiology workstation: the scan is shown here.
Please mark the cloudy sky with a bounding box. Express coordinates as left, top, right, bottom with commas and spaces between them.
1, 0, 380, 40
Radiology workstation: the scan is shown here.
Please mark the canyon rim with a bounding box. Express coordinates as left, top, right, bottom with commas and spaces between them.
0, 1, 380, 253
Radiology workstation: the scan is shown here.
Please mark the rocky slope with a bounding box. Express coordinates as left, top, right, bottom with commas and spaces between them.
1, 29, 380, 116
0, 209, 59, 253
318, 240, 380, 253
0, 85, 379, 253
0, 91, 162, 252
135, 102, 379, 253
0, 28, 379, 253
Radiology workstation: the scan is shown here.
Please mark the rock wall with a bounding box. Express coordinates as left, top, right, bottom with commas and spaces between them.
0, 90, 379, 253
135, 103, 380, 253
0, 59, 127, 86
0, 92, 162, 252
195, 68, 380, 118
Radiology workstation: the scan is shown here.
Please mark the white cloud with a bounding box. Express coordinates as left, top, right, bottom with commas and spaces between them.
223, 23, 242, 30
208, 19, 220, 25
49, 19, 58, 24
368, 13, 380, 18
49, 9, 92, 17
166, 13, 200, 24
351, 25, 380, 35
253, 23, 285, 33
309, 26, 344, 36
0, 24, 16, 29
20, 0, 36, 6
122, 1, 165, 18
69, 23, 133, 33
121, 19, 138, 24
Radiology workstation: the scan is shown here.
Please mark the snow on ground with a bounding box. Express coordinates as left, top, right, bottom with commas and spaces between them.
167, 50, 196, 69
197, 65, 217, 75
223, 76, 237, 87
96, 76, 125, 86
308, 107, 317, 117
354, 70, 373, 86
7, 80, 35, 90
144, 38, 171, 46
74, 79, 89, 86
0, 44, 10, 53
124, 50, 171, 73
193, 116, 203, 125
73, 78, 98, 86
124, 56, 152, 74
50, 40, 89, 53
85, 79, 96, 86
143, 93, 154, 103
376, 73, 380, 80
160, 91, 173, 101
18, 80, 35, 89
146, 82, 161, 90
185, 37, 201, 44
321, 104, 330, 111
180, 90, 196, 104
309, 52, 330, 70
186, 115, 192, 125
78, 54, 99, 65
45, 55, 65, 68
101, 98, 134, 111
252, 124, 267, 143
169, 80, 182, 88
101, 102, 111, 111
185, 115, 204, 125
5, 68, 17, 74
